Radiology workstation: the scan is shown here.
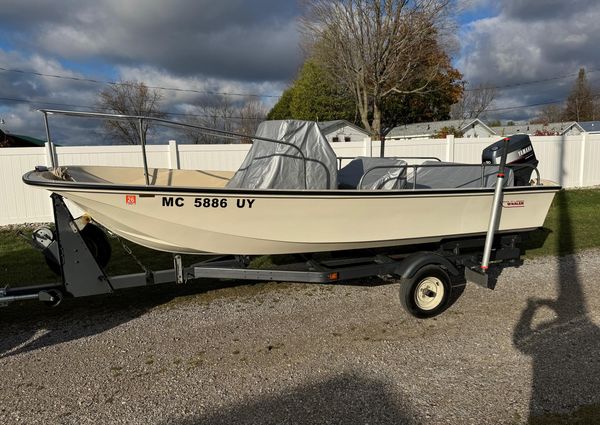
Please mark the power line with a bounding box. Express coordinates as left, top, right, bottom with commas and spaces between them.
6, 62, 598, 98
464, 69, 600, 91
0, 66, 282, 98
0, 96, 262, 120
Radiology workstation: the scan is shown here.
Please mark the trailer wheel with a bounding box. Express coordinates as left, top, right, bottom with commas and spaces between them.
80, 223, 112, 268
45, 223, 112, 274
399, 265, 451, 318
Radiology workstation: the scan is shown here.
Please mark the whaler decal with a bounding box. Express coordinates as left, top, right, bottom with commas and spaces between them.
502, 200, 525, 208
126, 195, 136, 206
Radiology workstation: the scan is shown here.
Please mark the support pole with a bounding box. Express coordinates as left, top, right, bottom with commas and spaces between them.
42, 112, 56, 168
480, 137, 510, 272
139, 118, 150, 185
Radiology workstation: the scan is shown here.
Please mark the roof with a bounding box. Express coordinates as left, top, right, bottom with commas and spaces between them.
387, 119, 493, 138
490, 122, 577, 136
317, 120, 369, 136
577, 121, 600, 133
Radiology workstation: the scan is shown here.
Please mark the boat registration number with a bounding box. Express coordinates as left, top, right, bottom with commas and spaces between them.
161, 196, 255, 209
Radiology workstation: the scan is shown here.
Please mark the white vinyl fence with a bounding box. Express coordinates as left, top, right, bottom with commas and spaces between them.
1, 134, 599, 225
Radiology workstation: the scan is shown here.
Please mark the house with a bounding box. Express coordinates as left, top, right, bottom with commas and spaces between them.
0, 129, 49, 147
386, 118, 496, 139
576, 121, 600, 134
490, 122, 579, 137
317, 120, 370, 143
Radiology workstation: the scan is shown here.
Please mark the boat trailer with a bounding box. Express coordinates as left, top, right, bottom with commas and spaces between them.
1, 184, 523, 318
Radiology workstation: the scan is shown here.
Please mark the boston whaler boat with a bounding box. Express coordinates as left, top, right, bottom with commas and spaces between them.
6, 109, 560, 317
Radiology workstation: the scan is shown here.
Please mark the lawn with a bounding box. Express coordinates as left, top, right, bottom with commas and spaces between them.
1, 188, 599, 287
523, 188, 600, 257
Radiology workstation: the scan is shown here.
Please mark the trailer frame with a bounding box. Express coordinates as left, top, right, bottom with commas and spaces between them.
0, 194, 525, 317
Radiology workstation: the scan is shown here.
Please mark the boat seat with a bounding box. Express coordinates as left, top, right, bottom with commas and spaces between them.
338, 157, 407, 190
406, 161, 515, 189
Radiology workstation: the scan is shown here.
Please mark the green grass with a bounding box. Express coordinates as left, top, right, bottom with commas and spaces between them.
528, 403, 600, 424
0, 227, 180, 286
523, 188, 600, 258
1, 188, 599, 287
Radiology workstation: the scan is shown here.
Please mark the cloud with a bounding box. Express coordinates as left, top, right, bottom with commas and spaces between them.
0, 1, 303, 143
458, 0, 600, 120
0, 0, 302, 82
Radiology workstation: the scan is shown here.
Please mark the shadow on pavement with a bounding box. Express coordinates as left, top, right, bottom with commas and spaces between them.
513, 136, 600, 421
163, 372, 419, 425
0, 279, 271, 359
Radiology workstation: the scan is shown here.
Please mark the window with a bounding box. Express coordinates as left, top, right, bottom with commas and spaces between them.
344, 136, 351, 142
332, 137, 339, 143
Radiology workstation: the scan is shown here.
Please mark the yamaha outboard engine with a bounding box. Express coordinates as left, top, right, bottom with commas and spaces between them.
482, 134, 538, 186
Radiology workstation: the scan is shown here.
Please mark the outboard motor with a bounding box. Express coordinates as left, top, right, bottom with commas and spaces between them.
482, 134, 538, 186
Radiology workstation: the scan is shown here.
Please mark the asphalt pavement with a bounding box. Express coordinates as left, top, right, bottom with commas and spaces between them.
1, 250, 600, 424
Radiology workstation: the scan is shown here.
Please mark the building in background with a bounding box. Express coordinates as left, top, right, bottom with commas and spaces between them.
317, 120, 370, 143
490, 122, 579, 137
386, 119, 495, 140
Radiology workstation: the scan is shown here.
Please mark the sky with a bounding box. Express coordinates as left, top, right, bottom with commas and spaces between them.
0, 0, 599, 143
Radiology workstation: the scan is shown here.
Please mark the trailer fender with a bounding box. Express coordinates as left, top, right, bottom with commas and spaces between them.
395, 252, 460, 279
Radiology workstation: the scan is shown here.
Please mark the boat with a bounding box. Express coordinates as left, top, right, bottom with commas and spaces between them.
8, 109, 562, 317
23, 110, 560, 256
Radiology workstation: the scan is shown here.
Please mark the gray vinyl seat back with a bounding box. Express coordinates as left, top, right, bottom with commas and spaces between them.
338, 157, 407, 190
407, 161, 514, 189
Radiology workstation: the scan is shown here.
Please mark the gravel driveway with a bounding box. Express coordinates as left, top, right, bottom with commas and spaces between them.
1, 250, 600, 424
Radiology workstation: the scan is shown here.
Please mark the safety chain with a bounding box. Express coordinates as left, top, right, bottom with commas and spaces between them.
105, 229, 151, 275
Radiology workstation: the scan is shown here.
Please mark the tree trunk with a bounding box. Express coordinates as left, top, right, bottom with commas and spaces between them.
372, 101, 381, 139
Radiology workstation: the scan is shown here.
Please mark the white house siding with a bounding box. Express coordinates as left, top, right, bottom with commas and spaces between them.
323, 125, 369, 143
461, 123, 496, 138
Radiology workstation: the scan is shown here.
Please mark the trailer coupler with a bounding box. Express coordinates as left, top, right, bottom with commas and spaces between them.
0, 285, 63, 307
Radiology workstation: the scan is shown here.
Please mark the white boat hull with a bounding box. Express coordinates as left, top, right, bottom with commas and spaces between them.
24, 166, 559, 255
55, 189, 556, 255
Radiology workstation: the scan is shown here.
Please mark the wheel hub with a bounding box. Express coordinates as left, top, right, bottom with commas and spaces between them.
414, 277, 445, 311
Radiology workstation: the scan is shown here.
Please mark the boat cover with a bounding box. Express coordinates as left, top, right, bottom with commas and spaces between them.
338, 157, 407, 189
407, 161, 515, 188
226, 120, 338, 190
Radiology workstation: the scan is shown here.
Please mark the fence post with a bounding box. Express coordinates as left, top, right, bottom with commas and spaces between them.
168, 140, 180, 170
363, 137, 372, 157
578, 132, 587, 187
446, 135, 455, 162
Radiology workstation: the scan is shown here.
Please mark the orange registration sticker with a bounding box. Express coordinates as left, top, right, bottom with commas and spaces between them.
126, 195, 137, 206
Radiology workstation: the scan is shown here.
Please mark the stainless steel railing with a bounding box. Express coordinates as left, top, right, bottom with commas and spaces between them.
38, 109, 312, 188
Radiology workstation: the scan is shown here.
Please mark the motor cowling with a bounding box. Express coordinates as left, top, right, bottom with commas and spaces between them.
482, 134, 538, 186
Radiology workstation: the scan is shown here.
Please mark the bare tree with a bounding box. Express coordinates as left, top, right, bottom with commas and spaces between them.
186, 96, 267, 144
450, 83, 496, 122
301, 0, 453, 137
98, 81, 165, 145
530, 104, 564, 124
238, 97, 268, 140
186, 97, 237, 144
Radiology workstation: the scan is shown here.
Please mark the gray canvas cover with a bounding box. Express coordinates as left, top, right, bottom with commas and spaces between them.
338, 157, 407, 190
226, 120, 337, 190
407, 161, 514, 189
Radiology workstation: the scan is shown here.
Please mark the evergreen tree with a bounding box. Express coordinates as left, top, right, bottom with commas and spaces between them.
564, 68, 594, 121
267, 61, 356, 122
266, 87, 294, 120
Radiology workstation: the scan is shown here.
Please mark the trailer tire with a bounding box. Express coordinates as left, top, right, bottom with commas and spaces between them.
80, 223, 111, 269
399, 264, 451, 319
45, 223, 112, 274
